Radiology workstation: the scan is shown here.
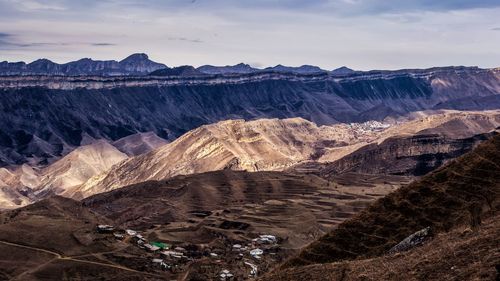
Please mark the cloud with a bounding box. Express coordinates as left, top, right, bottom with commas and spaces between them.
16, 42, 68, 47
492, 27, 500, 31
0, 32, 17, 48
0, 34, 116, 49
5, 0, 499, 18
118, 0, 500, 15
21, 0, 67, 11
91, 43, 116, 46
167, 36, 203, 43
0, 40, 68, 50
3, 0, 67, 12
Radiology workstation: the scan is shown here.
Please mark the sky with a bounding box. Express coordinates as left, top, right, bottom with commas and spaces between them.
0, 0, 499, 70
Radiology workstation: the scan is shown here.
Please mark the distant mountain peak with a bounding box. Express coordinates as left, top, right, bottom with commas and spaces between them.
197, 63, 258, 75
332, 66, 355, 75
265, 64, 326, 74
77, 58, 93, 61
120, 53, 150, 62
28, 58, 55, 65
150, 65, 203, 77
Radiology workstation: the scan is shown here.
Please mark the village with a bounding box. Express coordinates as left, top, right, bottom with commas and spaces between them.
96, 224, 284, 280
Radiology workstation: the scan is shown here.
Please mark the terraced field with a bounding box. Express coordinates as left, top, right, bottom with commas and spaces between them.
80, 171, 409, 279
84, 171, 408, 248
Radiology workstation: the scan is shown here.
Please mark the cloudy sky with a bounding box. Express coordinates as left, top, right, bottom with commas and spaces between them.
0, 0, 499, 70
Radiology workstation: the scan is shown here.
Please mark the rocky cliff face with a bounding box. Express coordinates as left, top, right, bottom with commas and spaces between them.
296, 111, 500, 177
319, 132, 497, 177
0, 67, 498, 167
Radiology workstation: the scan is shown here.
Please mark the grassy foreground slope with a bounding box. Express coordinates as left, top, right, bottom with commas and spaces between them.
275, 133, 500, 272
265, 214, 500, 280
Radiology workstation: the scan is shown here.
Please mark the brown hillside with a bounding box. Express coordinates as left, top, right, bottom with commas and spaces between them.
281, 133, 500, 268
83, 171, 405, 249
0, 196, 116, 256
264, 213, 500, 281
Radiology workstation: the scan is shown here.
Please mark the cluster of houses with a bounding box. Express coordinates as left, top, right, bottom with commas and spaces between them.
97, 225, 181, 271
348, 120, 391, 132
96, 224, 281, 279
130, 231, 193, 271
227, 234, 279, 278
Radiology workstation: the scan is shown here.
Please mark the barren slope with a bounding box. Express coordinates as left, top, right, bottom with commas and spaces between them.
0, 132, 171, 208
0, 141, 128, 208
0, 196, 165, 281
76, 111, 500, 199
263, 214, 500, 281
296, 110, 500, 176
74, 118, 373, 198
37, 140, 128, 194
112, 132, 168, 156
0, 170, 408, 281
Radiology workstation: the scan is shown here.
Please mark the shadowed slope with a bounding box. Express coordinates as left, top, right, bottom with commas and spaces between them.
0, 196, 114, 256
280, 133, 500, 268
264, 214, 500, 281
0, 196, 167, 280
112, 132, 168, 156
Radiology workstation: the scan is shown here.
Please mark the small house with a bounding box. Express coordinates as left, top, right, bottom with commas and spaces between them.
151, 242, 170, 250
96, 225, 114, 233
145, 244, 161, 252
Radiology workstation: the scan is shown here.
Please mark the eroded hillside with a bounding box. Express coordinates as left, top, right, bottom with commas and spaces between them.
73, 111, 500, 199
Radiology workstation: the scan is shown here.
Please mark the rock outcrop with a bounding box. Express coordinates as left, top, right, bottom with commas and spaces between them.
388, 226, 432, 254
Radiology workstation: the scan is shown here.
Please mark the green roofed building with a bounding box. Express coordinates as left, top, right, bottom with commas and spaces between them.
151, 242, 170, 250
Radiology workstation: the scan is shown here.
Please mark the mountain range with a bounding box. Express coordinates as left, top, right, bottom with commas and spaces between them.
0, 60, 498, 167
0, 53, 167, 76
0, 110, 498, 209
0, 53, 347, 76
0, 54, 359, 76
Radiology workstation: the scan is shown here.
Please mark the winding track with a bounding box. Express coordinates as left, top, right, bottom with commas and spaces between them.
0, 240, 163, 280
